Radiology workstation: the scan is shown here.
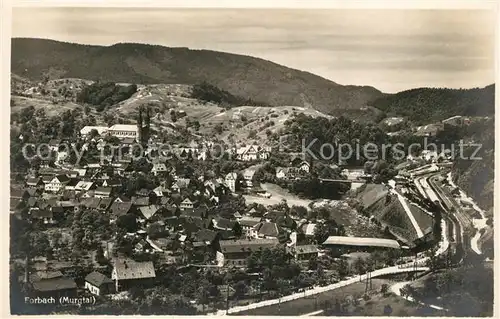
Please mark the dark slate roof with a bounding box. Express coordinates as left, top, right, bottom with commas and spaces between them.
219, 230, 237, 240
113, 259, 156, 280
66, 178, 80, 187
254, 222, 280, 238
110, 202, 133, 217
32, 277, 77, 292
27, 197, 38, 207
10, 198, 22, 210
105, 178, 122, 187
10, 188, 28, 199
135, 188, 152, 197
85, 271, 112, 287
31, 209, 53, 219
98, 198, 113, 210
54, 174, 70, 183
194, 229, 218, 243
82, 197, 101, 209
51, 206, 64, 213
181, 208, 203, 219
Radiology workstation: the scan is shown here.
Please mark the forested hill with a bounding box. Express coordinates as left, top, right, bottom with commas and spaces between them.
369, 85, 495, 124
11, 38, 384, 114
451, 118, 494, 214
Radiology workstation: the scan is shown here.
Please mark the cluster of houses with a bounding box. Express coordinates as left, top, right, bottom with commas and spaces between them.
275, 157, 311, 180
11, 125, 322, 300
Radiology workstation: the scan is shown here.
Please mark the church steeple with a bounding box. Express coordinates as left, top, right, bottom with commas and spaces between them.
137, 108, 143, 143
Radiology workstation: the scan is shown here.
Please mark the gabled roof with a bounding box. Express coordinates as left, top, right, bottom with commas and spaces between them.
110, 201, 133, 217
103, 178, 122, 187
98, 198, 113, 210
239, 216, 262, 227
139, 205, 160, 220
26, 177, 41, 186
10, 198, 22, 210
10, 187, 28, 199
194, 229, 219, 243
26, 187, 40, 197
82, 197, 101, 209
175, 178, 191, 189
30, 209, 53, 219
85, 271, 112, 287
135, 188, 152, 197
113, 258, 156, 280
95, 187, 112, 195
131, 196, 150, 206
31, 277, 77, 292
254, 222, 280, 238
225, 172, 238, 180
53, 174, 70, 184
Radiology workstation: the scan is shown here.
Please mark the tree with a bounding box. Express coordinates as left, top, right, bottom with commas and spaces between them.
337, 258, 350, 277
95, 245, 107, 265
196, 280, 211, 313
116, 214, 138, 233
233, 280, 248, 300
290, 205, 308, 219
147, 222, 168, 239
353, 257, 366, 279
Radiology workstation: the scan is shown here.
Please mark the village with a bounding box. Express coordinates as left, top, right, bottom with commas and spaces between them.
11, 101, 486, 316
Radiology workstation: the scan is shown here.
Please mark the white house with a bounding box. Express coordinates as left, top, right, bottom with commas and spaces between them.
108, 124, 139, 140
298, 161, 311, 173
74, 181, 95, 192
151, 162, 168, 176
237, 145, 259, 161
225, 172, 238, 193
80, 126, 109, 137
243, 169, 256, 188
276, 167, 291, 179
85, 271, 114, 296
44, 175, 70, 193
180, 198, 195, 210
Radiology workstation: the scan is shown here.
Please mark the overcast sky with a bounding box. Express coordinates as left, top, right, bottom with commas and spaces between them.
12, 8, 496, 93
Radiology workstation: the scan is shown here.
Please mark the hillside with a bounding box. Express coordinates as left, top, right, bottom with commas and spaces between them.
11, 38, 384, 115
10, 80, 335, 146
369, 85, 495, 124
451, 118, 494, 214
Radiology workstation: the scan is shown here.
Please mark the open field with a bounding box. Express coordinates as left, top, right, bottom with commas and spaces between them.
243, 183, 313, 209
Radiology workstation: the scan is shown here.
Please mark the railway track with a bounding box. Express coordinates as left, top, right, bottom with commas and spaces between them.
426, 174, 469, 259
